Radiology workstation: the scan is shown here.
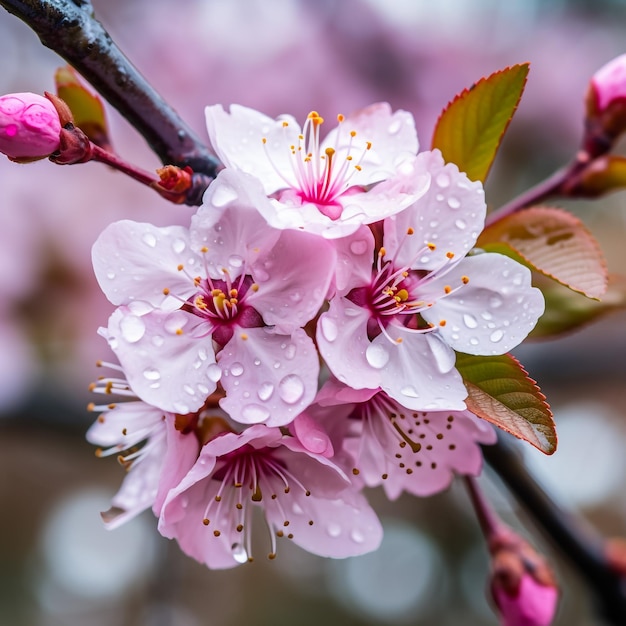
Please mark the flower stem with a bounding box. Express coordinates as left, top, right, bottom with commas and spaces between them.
483, 432, 626, 625
0, 0, 220, 185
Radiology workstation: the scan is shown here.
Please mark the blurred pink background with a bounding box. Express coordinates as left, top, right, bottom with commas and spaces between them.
1, 1, 625, 624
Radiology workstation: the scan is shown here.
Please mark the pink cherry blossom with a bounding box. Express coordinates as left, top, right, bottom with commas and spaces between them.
204, 102, 428, 238
492, 573, 559, 626
0, 92, 61, 160
317, 149, 545, 410
87, 361, 199, 529
315, 379, 495, 499
590, 54, 626, 112
92, 172, 335, 425
158, 424, 383, 569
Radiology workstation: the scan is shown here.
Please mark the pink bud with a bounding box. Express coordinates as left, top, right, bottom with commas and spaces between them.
492, 571, 559, 626
591, 54, 626, 112
0, 92, 62, 160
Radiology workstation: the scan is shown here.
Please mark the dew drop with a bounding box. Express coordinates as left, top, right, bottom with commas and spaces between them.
242, 403, 271, 423
164, 311, 189, 334
174, 402, 190, 414
198, 348, 208, 361
230, 362, 244, 377
388, 119, 402, 134
119, 315, 145, 343
320, 316, 338, 342
207, 363, 222, 382
228, 254, 244, 268
425, 334, 455, 373
278, 374, 305, 405
284, 343, 297, 360
253, 358, 261, 366
454, 218, 467, 230
435, 172, 450, 188
436, 193, 444, 202
349, 239, 368, 255
327, 523, 342, 538
106, 270, 116, 280
232, 543, 248, 564
289, 292, 302, 303
448, 197, 461, 210
463, 313, 478, 329
172, 238, 186, 254
143, 368, 161, 381
149, 382, 160, 389
420, 255, 430, 264
401, 385, 420, 398
469, 337, 480, 346
490, 330, 504, 343
512, 273, 523, 286
481, 311, 493, 321
257, 382, 274, 401
142, 232, 157, 248
489, 294, 503, 309
365, 343, 390, 369
351, 529, 365, 544
211, 184, 238, 207
184, 384, 196, 396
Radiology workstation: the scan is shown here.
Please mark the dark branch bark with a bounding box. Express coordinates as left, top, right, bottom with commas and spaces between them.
0, 0, 220, 183
484, 433, 626, 625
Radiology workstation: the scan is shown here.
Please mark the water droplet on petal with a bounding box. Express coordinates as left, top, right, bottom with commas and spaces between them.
258, 382, 274, 401
211, 183, 238, 207
278, 374, 305, 405
174, 402, 190, 414
436, 172, 450, 188
351, 529, 365, 544
349, 239, 368, 255
401, 385, 420, 398
327, 523, 342, 538
172, 238, 186, 254
387, 119, 401, 134
184, 384, 196, 396
365, 343, 390, 369
512, 273, 523, 286
228, 254, 244, 268
207, 363, 222, 382
320, 316, 338, 342
106, 270, 116, 280
143, 368, 161, 380
455, 218, 467, 229
463, 313, 478, 329
230, 362, 244, 377
489, 295, 503, 309
490, 330, 504, 343
289, 292, 302, 303
164, 311, 189, 334
448, 197, 461, 210
119, 315, 146, 343
469, 337, 480, 346
142, 232, 157, 247
284, 343, 297, 360
242, 403, 271, 423
425, 335, 456, 373
232, 543, 248, 564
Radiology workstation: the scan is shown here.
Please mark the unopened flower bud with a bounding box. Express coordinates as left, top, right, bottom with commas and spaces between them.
585, 55, 626, 155
0, 92, 61, 161
490, 533, 559, 626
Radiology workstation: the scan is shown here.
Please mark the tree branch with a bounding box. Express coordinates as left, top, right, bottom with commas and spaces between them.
484, 433, 626, 625
0, 0, 220, 184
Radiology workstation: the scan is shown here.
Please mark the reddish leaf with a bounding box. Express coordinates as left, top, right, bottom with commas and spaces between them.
478, 206, 607, 299
456, 353, 556, 454
431, 64, 529, 182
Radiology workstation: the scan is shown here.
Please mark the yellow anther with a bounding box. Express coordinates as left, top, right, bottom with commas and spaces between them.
325, 147, 335, 157
230, 289, 238, 297
446, 251, 455, 259
461, 275, 470, 284
177, 264, 184, 271
350, 130, 356, 137
162, 288, 170, 295
194, 295, 208, 310
108, 403, 116, 409
88, 383, 96, 392
337, 114, 345, 122
193, 276, 202, 286
262, 137, 267, 144
346, 155, 353, 161
378, 247, 386, 257
176, 328, 184, 335
282, 121, 289, 127
396, 337, 403, 343
366, 141, 372, 150
355, 165, 362, 171
96, 360, 103, 367
87, 402, 95, 411
439, 320, 447, 327
444, 285, 452, 294
406, 227, 414, 235
241, 333, 248, 341
298, 134, 304, 140
251, 283, 259, 292
396, 289, 409, 302
427, 242, 436, 251
211, 289, 223, 297
201, 246, 209, 253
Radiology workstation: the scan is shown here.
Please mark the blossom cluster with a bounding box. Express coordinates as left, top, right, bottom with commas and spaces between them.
88, 103, 544, 568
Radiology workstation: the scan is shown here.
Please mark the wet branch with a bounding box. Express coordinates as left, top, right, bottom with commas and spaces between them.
484, 433, 626, 625
0, 0, 220, 184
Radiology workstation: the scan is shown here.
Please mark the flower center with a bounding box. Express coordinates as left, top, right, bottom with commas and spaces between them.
201, 446, 313, 563
262, 111, 372, 220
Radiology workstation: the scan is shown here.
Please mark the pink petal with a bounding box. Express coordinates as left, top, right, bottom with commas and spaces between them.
332, 225, 375, 293
106, 307, 218, 414
384, 149, 486, 272
422, 253, 545, 355
92, 220, 196, 308
289, 412, 334, 458
218, 327, 319, 427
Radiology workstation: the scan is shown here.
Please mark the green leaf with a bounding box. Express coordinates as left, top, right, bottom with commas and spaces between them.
478, 206, 607, 299
529, 273, 626, 339
55, 65, 110, 148
431, 64, 529, 182
456, 353, 556, 454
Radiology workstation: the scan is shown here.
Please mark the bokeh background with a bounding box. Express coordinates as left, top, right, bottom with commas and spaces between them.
1, 0, 626, 624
